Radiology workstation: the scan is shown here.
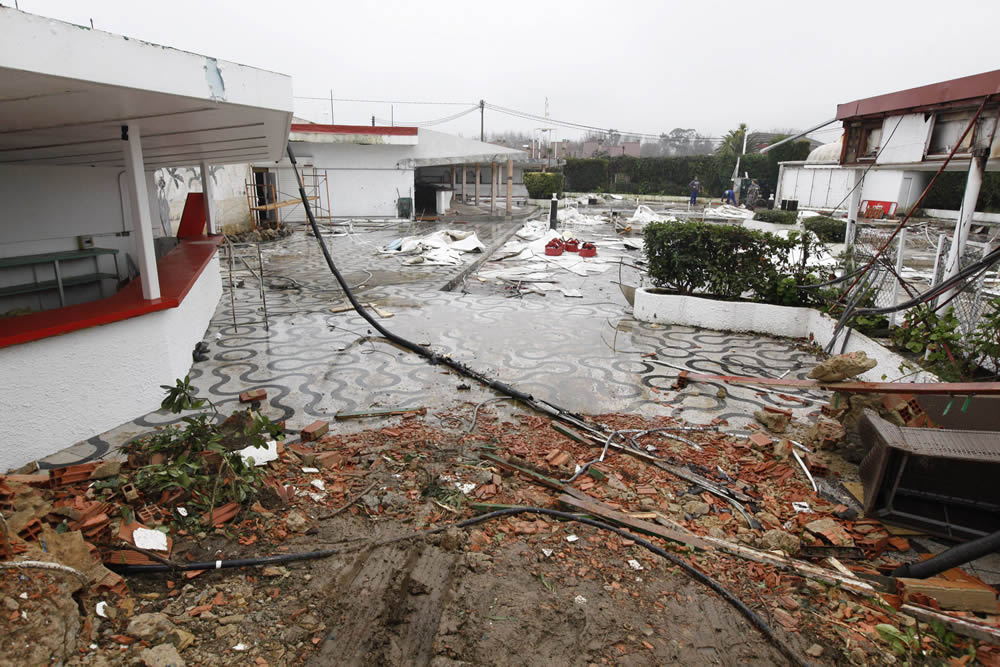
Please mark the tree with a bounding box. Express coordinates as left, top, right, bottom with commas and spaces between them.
716, 123, 749, 158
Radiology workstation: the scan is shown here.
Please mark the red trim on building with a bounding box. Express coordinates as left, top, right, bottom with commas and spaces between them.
837, 69, 1000, 121
289, 123, 418, 136
0, 235, 223, 349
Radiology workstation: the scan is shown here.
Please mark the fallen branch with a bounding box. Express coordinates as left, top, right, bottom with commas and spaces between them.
318, 480, 378, 521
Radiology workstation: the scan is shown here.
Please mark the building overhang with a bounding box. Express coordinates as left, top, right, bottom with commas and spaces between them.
0, 8, 293, 169
836, 69, 1000, 122
289, 124, 419, 145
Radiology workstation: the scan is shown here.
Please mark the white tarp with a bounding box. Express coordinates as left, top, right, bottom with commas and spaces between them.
383, 229, 485, 266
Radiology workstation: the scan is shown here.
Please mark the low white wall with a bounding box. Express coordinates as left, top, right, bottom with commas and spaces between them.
0, 255, 222, 470
633, 288, 936, 383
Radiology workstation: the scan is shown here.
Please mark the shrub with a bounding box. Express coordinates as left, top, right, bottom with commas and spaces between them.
803, 216, 847, 243
643, 221, 796, 300
753, 210, 797, 224
563, 158, 608, 191
523, 172, 564, 199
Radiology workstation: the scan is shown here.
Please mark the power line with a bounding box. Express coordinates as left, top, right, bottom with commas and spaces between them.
373, 105, 480, 127
295, 95, 475, 106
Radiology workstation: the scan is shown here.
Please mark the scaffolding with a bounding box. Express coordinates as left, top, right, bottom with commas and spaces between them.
219, 237, 269, 333
245, 167, 321, 230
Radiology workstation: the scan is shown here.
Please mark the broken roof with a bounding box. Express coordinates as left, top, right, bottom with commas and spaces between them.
836, 68, 1000, 121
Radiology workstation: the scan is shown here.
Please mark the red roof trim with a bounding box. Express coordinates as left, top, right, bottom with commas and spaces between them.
0, 236, 223, 349
837, 69, 1000, 121
290, 123, 418, 136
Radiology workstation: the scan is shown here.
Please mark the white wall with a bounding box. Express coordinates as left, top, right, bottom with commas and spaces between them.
0, 164, 160, 312
876, 113, 933, 165
0, 256, 222, 470
776, 164, 931, 213
157, 163, 251, 234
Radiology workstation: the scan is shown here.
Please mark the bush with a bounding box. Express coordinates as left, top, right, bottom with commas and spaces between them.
803, 216, 847, 243
753, 210, 798, 224
643, 221, 796, 300
563, 158, 608, 191
523, 172, 564, 199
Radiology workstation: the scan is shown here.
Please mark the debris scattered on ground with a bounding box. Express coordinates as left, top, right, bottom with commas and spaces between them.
808, 351, 878, 382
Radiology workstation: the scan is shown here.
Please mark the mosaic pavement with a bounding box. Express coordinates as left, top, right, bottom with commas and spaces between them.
40, 218, 829, 468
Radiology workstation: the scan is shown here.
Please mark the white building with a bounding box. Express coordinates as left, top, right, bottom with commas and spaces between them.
251, 124, 541, 222
774, 139, 929, 216
0, 8, 292, 469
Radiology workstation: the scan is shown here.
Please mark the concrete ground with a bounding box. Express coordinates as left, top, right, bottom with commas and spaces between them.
38, 214, 829, 468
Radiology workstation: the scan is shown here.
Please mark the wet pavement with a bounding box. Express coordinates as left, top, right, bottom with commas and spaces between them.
39, 216, 829, 467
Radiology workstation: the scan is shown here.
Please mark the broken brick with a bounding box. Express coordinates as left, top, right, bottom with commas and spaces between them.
301, 421, 329, 441
748, 433, 772, 448
201, 502, 240, 527
315, 451, 343, 469
239, 388, 267, 403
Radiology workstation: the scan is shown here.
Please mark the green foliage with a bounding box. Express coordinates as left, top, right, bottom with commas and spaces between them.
969, 297, 1000, 372
123, 379, 284, 523
523, 172, 564, 199
563, 158, 608, 191
643, 221, 796, 300
753, 210, 798, 224
562, 141, 810, 200
803, 216, 847, 243
921, 171, 1000, 213
891, 306, 968, 380
876, 623, 920, 656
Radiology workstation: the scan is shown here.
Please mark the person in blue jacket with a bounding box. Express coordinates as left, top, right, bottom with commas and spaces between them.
723, 188, 736, 205
689, 177, 702, 206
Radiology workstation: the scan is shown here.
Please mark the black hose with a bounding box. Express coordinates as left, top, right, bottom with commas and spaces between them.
892, 527, 1000, 579
284, 145, 599, 435
110, 506, 808, 667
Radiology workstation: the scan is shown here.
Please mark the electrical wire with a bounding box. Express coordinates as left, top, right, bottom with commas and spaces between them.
295, 96, 476, 106
374, 105, 480, 127
107, 506, 807, 666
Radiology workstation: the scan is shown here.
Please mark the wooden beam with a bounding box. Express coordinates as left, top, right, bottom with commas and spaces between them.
334, 407, 426, 420
673, 371, 1000, 396
557, 492, 710, 550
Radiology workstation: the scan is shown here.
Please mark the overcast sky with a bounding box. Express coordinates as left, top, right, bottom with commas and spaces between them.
17, 0, 1000, 144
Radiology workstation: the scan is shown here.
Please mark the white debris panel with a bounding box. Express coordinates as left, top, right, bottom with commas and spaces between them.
381, 229, 486, 265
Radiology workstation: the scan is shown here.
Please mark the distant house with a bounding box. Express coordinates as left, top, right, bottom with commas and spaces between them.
0, 8, 292, 469
251, 125, 542, 219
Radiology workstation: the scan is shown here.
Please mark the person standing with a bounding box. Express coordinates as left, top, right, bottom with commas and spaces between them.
746, 179, 761, 209
689, 177, 702, 206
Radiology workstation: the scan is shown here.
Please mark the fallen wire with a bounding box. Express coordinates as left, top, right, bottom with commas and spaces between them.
107, 506, 808, 666
1, 560, 90, 589
467, 396, 516, 433
317, 480, 378, 521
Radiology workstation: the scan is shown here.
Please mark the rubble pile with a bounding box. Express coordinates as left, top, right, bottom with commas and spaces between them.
3, 393, 999, 665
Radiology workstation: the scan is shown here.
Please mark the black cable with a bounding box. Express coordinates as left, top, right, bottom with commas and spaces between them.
109, 506, 808, 667
284, 144, 600, 436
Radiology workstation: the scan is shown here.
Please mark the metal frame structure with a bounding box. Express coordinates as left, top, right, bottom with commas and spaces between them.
219, 237, 268, 333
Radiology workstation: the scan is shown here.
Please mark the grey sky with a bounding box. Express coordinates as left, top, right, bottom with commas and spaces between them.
19, 0, 1000, 143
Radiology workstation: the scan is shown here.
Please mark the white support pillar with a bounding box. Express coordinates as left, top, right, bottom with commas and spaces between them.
490, 161, 497, 216
940, 150, 988, 309
506, 159, 513, 219
200, 161, 217, 235
888, 228, 906, 329
122, 124, 160, 300
474, 164, 480, 206
846, 168, 864, 251
460, 164, 467, 204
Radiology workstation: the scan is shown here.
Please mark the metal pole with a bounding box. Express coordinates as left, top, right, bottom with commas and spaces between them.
549, 192, 558, 230
329, 89, 334, 125
479, 99, 485, 142
506, 159, 513, 219
889, 228, 906, 329
490, 161, 497, 216
940, 148, 988, 310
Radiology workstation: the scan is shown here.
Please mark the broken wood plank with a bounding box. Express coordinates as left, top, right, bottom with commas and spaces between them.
481, 453, 564, 492
334, 407, 426, 420
900, 603, 1000, 645
557, 492, 710, 551
673, 372, 1000, 396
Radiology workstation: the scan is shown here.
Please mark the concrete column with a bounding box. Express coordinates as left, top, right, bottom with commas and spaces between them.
846, 168, 864, 251
122, 123, 160, 300
490, 162, 497, 216
459, 164, 466, 204
200, 160, 217, 235
940, 149, 988, 309
506, 159, 513, 219
450, 165, 456, 194
474, 164, 480, 206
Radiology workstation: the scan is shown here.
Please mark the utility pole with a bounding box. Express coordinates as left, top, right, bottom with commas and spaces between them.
329, 89, 334, 125
479, 100, 485, 142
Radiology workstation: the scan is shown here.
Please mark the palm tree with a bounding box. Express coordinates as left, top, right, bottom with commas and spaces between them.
716, 123, 750, 158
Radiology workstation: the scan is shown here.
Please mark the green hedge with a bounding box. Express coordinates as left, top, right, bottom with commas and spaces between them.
523, 172, 564, 199
753, 210, 797, 224
562, 140, 811, 199
919, 171, 1000, 213
803, 216, 847, 243
643, 221, 796, 300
